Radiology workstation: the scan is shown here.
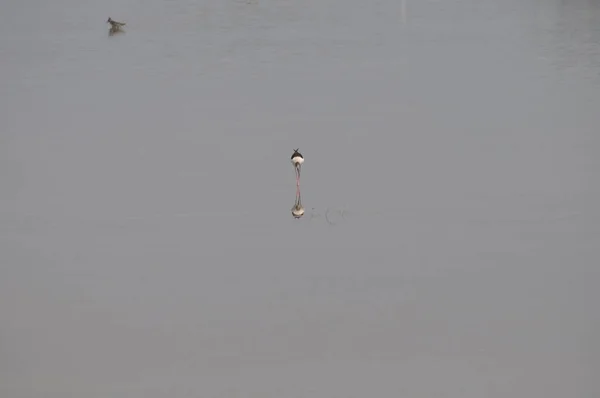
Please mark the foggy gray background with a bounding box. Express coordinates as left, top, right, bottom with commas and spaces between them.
1, 0, 598, 396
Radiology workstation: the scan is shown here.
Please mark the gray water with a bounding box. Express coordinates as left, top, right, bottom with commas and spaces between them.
1, 0, 599, 396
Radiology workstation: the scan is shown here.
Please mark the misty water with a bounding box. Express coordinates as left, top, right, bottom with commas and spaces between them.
1, 0, 599, 396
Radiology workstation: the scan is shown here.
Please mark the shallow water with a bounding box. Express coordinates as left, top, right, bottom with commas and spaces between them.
1, 0, 599, 396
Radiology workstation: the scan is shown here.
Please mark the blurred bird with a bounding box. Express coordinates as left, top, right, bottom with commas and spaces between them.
291, 148, 303, 186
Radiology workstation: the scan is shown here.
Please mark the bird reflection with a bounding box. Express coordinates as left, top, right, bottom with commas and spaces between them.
291, 186, 305, 219
108, 26, 125, 36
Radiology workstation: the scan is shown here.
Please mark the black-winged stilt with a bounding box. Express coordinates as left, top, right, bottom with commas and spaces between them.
107, 17, 126, 28
291, 148, 303, 186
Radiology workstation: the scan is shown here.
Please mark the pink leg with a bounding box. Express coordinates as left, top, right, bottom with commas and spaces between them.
295, 166, 301, 187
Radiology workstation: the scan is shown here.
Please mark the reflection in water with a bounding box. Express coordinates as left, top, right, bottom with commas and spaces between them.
108, 26, 125, 37
291, 186, 304, 219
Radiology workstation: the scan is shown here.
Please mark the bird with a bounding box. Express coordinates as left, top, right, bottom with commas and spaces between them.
291, 148, 303, 186
107, 17, 126, 29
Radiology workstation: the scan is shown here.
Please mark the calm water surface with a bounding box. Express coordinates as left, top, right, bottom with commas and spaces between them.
1, 0, 599, 397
